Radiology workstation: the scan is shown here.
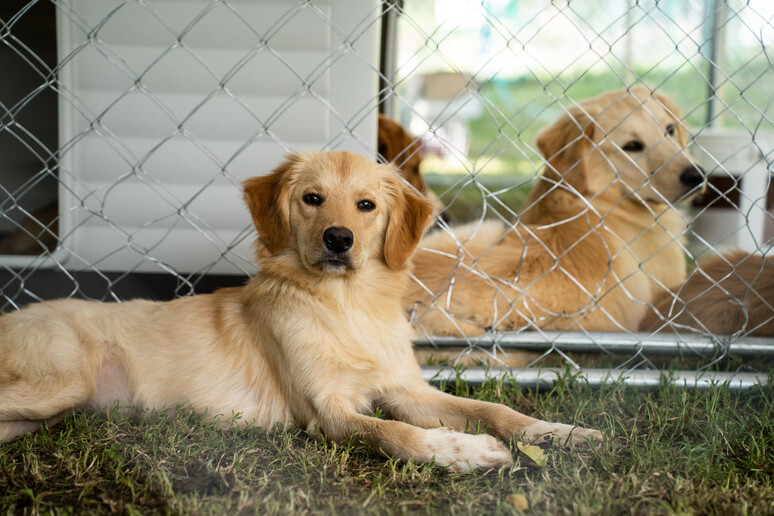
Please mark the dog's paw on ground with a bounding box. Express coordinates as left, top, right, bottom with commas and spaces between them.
423, 427, 513, 473
523, 421, 603, 447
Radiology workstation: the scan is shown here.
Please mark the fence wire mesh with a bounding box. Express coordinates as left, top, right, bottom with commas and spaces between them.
1, 0, 772, 385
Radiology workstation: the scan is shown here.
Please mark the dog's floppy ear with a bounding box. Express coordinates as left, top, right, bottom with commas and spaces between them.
535, 105, 598, 196
384, 175, 436, 269
243, 154, 299, 254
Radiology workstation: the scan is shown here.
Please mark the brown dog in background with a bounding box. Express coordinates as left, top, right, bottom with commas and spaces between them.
378, 114, 426, 192
405, 87, 705, 337
640, 249, 774, 335
0, 151, 600, 470
378, 114, 443, 214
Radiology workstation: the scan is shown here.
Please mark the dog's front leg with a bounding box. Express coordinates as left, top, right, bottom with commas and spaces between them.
377, 382, 602, 447
308, 403, 513, 472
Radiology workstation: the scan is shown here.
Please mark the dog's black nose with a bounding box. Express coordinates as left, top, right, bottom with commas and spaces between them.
679, 166, 705, 189
323, 227, 354, 254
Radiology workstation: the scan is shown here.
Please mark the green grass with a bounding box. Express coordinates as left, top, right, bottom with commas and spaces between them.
2, 372, 773, 515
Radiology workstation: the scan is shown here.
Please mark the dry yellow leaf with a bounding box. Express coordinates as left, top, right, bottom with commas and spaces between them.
506, 493, 529, 510
517, 442, 548, 467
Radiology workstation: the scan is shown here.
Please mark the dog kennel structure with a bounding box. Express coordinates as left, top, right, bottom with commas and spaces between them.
1, 0, 772, 388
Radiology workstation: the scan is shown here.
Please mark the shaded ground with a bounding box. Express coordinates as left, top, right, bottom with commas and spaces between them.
1, 371, 773, 515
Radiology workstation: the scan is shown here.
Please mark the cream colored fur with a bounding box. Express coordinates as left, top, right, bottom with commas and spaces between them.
0, 151, 600, 470
405, 88, 705, 336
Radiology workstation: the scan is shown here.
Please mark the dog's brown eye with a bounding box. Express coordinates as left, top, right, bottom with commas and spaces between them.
303, 193, 323, 206
622, 140, 644, 152
357, 200, 376, 212
666, 124, 676, 136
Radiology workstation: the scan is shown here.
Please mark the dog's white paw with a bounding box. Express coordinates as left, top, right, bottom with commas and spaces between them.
423, 427, 513, 473
523, 421, 602, 447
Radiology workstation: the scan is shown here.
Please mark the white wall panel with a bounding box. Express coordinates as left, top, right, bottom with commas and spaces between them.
56, 0, 379, 274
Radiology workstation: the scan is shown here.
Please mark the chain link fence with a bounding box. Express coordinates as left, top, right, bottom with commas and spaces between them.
1, 0, 772, 388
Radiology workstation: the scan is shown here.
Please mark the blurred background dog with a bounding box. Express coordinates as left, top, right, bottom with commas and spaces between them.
405, 87, 705, 337
641, 249, 774, 336
378, 114, 444, 217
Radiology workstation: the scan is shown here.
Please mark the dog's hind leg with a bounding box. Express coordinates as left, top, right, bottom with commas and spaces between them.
0, 420, 45, 441
0, 413, 67, 442
0, 373, 94, 442
0, 371, 93, 422
0, 311, 101, 441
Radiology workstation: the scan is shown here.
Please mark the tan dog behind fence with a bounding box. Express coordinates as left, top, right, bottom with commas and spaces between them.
405, 87, 705, 338
0, 151, 600, 471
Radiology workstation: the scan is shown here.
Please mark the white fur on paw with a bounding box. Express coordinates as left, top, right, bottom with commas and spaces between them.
523, 421, 602, 447
423, 427, 513, 473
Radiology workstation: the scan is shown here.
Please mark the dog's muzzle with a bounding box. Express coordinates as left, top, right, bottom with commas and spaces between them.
679, 165, 705, 191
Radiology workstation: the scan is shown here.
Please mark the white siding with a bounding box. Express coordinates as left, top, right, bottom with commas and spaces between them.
56, 0, 379, 274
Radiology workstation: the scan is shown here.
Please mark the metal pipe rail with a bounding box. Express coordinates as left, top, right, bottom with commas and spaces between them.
414, 332, 774, 357
421, 367, 768, 391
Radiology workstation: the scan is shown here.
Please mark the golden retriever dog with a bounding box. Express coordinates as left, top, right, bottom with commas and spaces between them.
405, 87, 705, 337
640, 249, 774, 335
0, 151, 600, 471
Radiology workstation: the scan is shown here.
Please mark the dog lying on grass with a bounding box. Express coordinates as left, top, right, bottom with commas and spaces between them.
405, 87, 705, 336
0, 151, 600, 471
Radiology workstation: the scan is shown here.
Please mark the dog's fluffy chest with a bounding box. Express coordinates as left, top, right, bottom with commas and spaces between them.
606, 203, 688, 296
280, 283, 416, 373
254, 271, 420, 423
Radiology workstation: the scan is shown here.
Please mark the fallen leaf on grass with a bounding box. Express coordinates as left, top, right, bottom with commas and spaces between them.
517, 442, 547, 467
506, 493, 529, 510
